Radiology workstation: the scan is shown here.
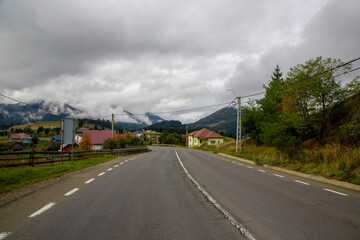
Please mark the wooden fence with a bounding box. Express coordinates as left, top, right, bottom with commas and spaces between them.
0, 147, 148, 168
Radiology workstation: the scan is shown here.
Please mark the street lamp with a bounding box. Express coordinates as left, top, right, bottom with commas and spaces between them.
227, 89, 241, 153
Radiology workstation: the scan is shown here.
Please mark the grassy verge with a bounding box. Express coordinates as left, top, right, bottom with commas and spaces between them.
198, 140, 360, 185
0, 155, 117, 194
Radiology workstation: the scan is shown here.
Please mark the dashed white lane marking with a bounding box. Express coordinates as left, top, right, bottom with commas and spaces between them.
114, 164, 119, 167
98, 172, 105, 176
175, 151, 256, 240
64, 188, 79, 196
29, 202, 56, 218
257, 169, 266, 173
226, 160, 230, 162
324, 188, 348, 196
120, 162, 124, 165
273, 174, 284, 178
294, 180, 310, 185
0, 232, 11, 239
238, 163, 243, 166
107, 168, 113, 171
232, 161, 236, 164
85, 178, 95, 184
246, 166, 253, 169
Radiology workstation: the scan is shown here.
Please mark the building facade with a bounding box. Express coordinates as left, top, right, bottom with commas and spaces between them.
187, 128, 224, 147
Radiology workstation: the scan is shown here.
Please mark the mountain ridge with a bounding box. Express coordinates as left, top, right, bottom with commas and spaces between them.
0, 101, 164, 130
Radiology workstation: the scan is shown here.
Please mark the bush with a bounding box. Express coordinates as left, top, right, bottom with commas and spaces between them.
103, 136, 146, 150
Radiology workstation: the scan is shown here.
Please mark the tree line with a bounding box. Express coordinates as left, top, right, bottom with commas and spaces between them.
243, 57, 360, 148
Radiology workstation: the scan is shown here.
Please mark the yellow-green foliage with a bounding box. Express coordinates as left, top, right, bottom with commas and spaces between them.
201, 139, 360, 185
0, 136, 8, 144
9, 121, 61, 130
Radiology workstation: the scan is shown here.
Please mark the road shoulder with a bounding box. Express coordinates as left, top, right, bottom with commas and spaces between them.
218, 152, 360, 192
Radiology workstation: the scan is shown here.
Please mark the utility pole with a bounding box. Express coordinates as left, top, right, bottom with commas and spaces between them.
227, 89, 241, 153
236, 96, 242, 153
186, 125, 188, 147
112, 113, 114, 139
60, 120, 64, 164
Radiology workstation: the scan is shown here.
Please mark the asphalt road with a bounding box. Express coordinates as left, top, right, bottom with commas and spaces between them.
1, 147, 360, 240
1, 149, 245, 240
176, 147, 360, 240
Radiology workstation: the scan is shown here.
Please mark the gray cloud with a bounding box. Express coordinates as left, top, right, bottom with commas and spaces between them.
0, 0, 359, 123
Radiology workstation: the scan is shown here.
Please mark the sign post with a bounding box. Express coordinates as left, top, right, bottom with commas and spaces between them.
63, 118, 75, 161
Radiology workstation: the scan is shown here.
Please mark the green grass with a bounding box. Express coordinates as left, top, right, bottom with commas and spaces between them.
0, 155, 117, 194
198, 139, 360, 185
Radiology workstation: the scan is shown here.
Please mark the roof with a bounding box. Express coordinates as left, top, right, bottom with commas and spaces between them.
10, 133, 32, 140
188, 128, 224, 139
76, 128, 90, 137
84, 130, 113, 145
52, 136, 61, 141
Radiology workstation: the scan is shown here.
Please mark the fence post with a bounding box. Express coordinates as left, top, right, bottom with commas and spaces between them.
30, 149, 35, 167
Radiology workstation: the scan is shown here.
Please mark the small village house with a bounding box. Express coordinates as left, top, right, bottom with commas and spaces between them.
74, 128, 90, 144
9, 133, 32, 145
80, 130, 113, 150
187, 128, 224, 147
8, 133, 32, 151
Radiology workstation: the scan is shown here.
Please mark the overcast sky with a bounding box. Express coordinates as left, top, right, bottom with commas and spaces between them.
0, 0, 359, 123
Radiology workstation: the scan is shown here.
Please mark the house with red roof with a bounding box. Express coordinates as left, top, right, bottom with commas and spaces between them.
187, 128, 224, 147
82, 130, 114, 150
75, 130, 138, 150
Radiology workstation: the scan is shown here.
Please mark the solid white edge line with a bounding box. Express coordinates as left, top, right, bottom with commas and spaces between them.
64, 188, 79, 196
294, 180, 310, 185
98, 172, 105, 176
0, 232, 11, 240
29, 202, 56, 218
175, 151, 256, 240
273, 174, 284, 178
324, 188, 348, 196
85, 178, 95, 184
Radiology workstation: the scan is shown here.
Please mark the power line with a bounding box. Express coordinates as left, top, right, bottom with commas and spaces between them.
114, 101, 235, 116
0, 93, 62, 116
239, 56, 360, 100
2, 57, 359, 120
0, 93, 31, 106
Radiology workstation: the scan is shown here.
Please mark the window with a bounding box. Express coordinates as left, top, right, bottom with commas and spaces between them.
211, 140, 215, 144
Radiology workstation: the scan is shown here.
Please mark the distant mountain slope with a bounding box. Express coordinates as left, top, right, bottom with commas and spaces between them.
188, 107, 239, 137
0, 101, 165, 130
145, 112, 164, 124
146, 107, 243, 137
0, 101, 83, 125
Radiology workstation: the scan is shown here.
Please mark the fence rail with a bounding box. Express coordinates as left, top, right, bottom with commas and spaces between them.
0, 147, 148, 168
